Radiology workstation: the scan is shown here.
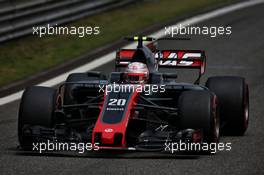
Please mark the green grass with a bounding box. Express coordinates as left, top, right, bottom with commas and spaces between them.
0, 0, 234, 87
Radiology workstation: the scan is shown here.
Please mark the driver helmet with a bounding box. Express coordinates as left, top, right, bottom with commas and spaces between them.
124, 62, 149, 84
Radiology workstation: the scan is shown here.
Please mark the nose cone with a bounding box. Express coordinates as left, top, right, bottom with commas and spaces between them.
101, 129, 115, 145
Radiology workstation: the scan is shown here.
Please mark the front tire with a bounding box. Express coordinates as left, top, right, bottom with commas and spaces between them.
18, 86, 57, 149
178, 90, 220, 143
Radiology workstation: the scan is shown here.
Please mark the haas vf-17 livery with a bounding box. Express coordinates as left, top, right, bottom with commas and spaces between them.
18, 36, 249, 153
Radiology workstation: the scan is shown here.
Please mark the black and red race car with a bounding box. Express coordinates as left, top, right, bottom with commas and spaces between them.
18, 36, 249, 153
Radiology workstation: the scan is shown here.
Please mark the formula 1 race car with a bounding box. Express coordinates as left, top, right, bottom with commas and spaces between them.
18, 36, 249, 153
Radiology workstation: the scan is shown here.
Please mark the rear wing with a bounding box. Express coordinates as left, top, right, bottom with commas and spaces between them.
156, 50, 206, 75
116, 49, 206, 75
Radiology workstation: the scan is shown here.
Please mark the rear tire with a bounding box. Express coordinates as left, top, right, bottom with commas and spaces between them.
178, 90, 219, 143
18, 86, 57, 149
206, 76, 249, 136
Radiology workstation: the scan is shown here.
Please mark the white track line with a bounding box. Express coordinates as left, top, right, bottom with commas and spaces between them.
0, 0, 263, 106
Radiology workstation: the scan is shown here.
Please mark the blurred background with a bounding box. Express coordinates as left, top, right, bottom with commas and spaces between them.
0, 0, 235, 93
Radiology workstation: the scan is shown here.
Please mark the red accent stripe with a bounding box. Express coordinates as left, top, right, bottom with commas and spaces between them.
92, 90, 138, 148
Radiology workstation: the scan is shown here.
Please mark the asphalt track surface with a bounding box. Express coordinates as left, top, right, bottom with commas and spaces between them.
1, 3, 264, 175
